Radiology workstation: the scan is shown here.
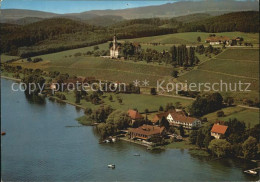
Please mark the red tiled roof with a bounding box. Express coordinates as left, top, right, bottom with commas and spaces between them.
152, 112, 168, 123
129, 124, 165, 136
211, 124, 228, 135
128, 109, 143, 120
168, 112, 197, 123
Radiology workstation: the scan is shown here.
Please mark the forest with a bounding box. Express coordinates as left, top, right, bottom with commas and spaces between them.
0, 11, 258, 57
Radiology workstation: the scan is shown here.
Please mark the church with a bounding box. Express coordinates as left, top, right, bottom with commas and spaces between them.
110, 34, 120, 58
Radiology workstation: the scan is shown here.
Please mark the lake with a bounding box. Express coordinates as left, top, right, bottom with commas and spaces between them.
1, 78, 258, 181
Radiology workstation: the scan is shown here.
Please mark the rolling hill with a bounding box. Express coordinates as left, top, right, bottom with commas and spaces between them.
1, 0, 258, 24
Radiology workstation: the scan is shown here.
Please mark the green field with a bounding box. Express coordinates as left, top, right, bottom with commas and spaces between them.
58, 92, 193, 113
178, 48, 259, 102
123, 32, 259, 45
204, 106, 259, 128
0, 54, 19, 63
9, 32, 260, 104
216, 48, 259, 61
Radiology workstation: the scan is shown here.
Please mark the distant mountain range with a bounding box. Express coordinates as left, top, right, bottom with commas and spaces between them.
1, 0, 259, 25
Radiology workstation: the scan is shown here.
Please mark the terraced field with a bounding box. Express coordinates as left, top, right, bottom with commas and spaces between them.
178, 48, 259, 101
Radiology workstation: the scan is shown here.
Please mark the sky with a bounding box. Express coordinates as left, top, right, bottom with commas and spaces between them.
1, 0, 177, 14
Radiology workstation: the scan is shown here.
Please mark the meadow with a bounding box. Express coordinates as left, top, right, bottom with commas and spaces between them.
58, 91, 193, 113
7, 32, 260, 104
123, 32, 259, 45
203, 106, 259, 128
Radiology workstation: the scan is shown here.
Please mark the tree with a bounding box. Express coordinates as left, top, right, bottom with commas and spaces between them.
242, 136, 258, 159
160, 116, 169, 130
217, 110, 225, 117
209, 139, 231, 158
109, 95, 113, 101
171, 70, 178, 78
196, 129, 205, 148
179, 125, 185, 137
224, 118, 246, 144
106, 110, 131, 130
150, 88, 157, 95
74, 90, 81, 104
159, 106, 164, 111
93, 45, 99, 51
189, 130, 198, 144
197, 36, 201, 42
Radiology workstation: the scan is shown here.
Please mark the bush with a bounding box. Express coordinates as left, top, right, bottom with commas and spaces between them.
217, 110, 225, 117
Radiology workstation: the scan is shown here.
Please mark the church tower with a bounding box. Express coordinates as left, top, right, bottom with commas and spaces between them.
110, 32, 120, 58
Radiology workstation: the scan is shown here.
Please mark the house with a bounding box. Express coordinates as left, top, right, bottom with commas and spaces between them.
211, 123, 228, 139
129, 124, 165, 140
110, 34, 120, 58
127, 109, 143, 124
152, 112, 169, 125
205, 36, 231, 45
166, 111, 201, 129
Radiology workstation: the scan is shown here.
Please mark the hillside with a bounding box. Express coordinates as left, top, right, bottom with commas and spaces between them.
1, 0, 258, 23
181, 11, 259, 33
0, 11, 258, 57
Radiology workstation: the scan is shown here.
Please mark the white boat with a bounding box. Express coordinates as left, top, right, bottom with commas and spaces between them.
108, 164, 115, 168
134, 154, 140, 156
244, 170, 258, 175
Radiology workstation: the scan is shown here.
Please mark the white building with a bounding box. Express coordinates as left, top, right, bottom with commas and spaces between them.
110, 34, 120, 58
166, 111, 201, 129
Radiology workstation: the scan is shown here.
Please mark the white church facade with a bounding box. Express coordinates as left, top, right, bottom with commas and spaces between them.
110, 34, 120, 58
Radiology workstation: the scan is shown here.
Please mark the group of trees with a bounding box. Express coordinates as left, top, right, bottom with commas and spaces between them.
170, 45, 198, 67
189, 93, 223, 117
196, 44, 222, 56
181, 11, 259, 33
97, 110, 131, 139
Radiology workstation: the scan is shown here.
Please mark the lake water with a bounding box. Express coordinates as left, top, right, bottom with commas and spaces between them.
1, 78, 258, 181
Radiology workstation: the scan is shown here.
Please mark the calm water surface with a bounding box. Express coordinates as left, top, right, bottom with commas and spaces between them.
1, 78, 258, 181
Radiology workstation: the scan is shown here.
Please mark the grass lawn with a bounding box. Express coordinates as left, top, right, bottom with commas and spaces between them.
1, 54, 20, 63
220, 109, 259, 128
59, 91, 193, 113
198, 58, 259, 79
216, 48, 259, 61
203, 106, 259, 128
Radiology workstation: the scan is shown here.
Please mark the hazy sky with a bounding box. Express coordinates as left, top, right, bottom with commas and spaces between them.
2, 0, 176, 14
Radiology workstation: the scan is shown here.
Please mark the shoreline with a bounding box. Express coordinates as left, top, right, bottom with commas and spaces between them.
0, 75, 21, 82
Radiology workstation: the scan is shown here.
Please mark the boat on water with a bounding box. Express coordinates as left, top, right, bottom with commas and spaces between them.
107, 164, 115, 168
244, 170, 258, 175
134, 154, 140, 156
1, 132, 6, 136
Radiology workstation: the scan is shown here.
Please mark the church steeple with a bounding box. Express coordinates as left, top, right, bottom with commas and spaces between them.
113, 30, 117, 50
